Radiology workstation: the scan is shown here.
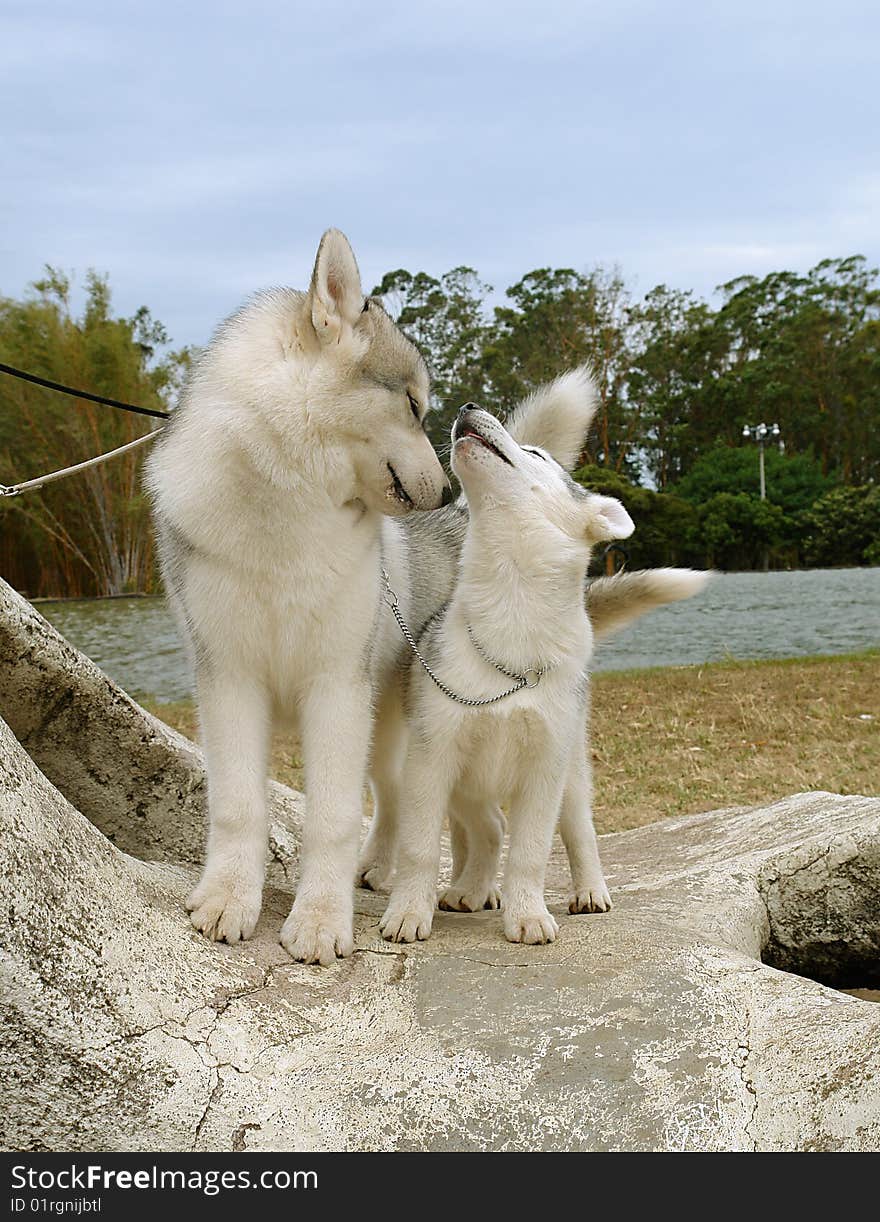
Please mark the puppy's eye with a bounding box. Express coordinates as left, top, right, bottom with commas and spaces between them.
407, 392, 421, 422
524, 447, 548, 462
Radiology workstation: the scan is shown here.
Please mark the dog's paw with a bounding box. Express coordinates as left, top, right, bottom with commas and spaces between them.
357, 861, 394, 893
568, 882, 612, 914
380, 901, 434, 943
504, 908, 559, 945
186, 877, 262, 944
438, 883, 501, 912
280, 907, 354, 966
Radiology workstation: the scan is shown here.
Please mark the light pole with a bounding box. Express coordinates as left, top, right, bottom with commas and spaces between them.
742, 422, 783, 572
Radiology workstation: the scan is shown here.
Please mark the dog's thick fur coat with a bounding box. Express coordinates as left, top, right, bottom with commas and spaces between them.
148, 232, 707, 963
375, 387, 709, 945
146, 230, 450, 964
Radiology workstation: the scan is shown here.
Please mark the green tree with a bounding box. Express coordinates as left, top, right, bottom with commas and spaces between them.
710, 257, 880, 482
670, 442, 836, 563
801, 486, 880, 568
482, 266, 637, 472
672, 443, 834, 516
626, 286, 723, 488
0, 269, 187, 597
694, 493, 788, 571
372, 266, 492, 447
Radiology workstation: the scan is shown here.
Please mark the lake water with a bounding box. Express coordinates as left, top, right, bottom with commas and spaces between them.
37, 567, 880, 703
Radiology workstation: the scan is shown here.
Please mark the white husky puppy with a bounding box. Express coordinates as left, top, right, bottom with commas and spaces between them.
359, 370, 709, 904
146, 229, 449, 966
379, 397, 707, 946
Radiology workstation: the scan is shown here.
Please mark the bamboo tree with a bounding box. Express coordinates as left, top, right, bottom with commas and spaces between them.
0, 269, 189, 597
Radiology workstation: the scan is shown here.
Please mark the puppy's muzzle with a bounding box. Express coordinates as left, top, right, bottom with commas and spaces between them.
452, 404, 513, 466
452, 404, 479, 441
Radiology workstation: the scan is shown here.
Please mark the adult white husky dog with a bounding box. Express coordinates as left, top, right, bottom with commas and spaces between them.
148, 228, 704, 964
146, 230, 450, 965
377, 400, 708, 946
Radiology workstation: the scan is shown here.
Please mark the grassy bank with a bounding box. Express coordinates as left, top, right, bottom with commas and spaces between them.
143, 650, 879, 835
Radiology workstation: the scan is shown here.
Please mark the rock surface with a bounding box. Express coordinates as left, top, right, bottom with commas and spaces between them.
1, 576, 879, 1152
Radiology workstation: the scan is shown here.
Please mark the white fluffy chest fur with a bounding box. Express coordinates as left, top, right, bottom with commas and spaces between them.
145, 283, 449, 716
150, 409, 385, 703
411, 613, 589, 805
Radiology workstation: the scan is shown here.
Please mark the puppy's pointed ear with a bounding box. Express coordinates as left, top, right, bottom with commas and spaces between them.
585, 494, 635, 542
309, 229, 364, 344
505, 366, 598, 470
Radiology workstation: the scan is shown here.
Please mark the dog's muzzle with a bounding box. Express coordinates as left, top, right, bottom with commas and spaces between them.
452, 404, 513, 466
387, 463, 451, 510
387, 463, 414, 508
452, 403, 479, 442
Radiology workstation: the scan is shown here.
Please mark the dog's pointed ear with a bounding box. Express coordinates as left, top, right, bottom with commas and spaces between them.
506, 366, 598, 470
585, 494, 634, 542
309, 229, 364, 344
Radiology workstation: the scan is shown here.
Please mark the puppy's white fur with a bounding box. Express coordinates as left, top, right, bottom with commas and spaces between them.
379, 385, 708, 946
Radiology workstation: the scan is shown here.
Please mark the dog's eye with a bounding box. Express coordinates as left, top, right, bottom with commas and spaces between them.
407, 392, 421, 422
524, 447, 548, 462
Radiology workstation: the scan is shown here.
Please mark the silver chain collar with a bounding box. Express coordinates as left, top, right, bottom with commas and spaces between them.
380, 569, 548, 708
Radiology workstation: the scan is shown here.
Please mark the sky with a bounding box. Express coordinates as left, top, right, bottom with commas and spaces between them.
1, 0, 878, 351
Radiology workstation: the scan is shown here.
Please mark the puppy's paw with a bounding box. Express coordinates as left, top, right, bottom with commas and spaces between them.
357, 861, 394, 893
186, 876, 262, 944
280, 907, 354, 966
568, 882, 612, 914
438, 883, 501, 912
380, 901, 434, 943
504, 908, 559, 945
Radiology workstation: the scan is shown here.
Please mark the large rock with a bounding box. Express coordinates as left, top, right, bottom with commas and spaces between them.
0, 578, 302, 882
1, 577, 879, 1152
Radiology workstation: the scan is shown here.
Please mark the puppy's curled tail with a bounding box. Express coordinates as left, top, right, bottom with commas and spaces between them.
587, 568, 712, 642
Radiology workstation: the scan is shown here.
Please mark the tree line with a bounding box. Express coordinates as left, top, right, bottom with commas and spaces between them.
0, 271, 187, 598
381, 254, 880, 572
1, 255, 878, 597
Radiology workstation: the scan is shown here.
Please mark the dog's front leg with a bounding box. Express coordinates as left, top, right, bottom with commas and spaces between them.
379, 746, 452, 944
359, 688, 408, 893
280, 677, 372, 965
503, 770, 566, 945
439, 800, 504, 912
559, 737, 612, 914
187, 669, 270, 943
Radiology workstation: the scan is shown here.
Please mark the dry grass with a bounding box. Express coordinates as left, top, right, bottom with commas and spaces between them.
144, 650, 879, 835
590, 650, 879, 832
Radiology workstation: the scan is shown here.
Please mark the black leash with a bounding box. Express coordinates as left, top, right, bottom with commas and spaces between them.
0, 361, 170, 420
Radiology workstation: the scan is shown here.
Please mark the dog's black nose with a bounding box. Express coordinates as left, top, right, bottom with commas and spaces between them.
457, 403, 477, 418
441, 483, 453, 506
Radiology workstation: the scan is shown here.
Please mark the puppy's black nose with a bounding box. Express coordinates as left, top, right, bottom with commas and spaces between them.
457, 403, 477, 417
441, 483, 453, 506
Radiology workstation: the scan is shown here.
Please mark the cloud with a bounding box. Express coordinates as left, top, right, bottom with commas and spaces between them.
0, 8, 118, 77
1, 0, 877, 347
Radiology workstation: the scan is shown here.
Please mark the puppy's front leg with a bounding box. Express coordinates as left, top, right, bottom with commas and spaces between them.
359, 689, 408, 893
380, 746, 452, 943
559, 738, 612, 914
440, 801, 504, 912
280, 677, 373, 965
187, 668, 270, 944
503, 771, 566, 945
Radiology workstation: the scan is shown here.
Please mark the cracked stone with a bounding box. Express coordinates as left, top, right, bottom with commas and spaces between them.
2, 576, 880, 1152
